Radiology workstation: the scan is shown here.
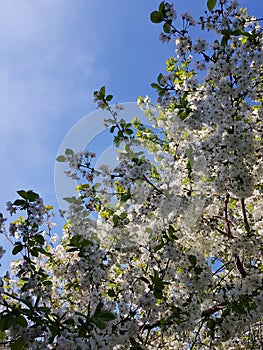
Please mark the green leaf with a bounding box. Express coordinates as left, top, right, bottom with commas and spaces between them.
188, 255, 197, 265
100, 86, 106, 96
232, 303, 245, 315
158, 1, 165, 13
0, 331, 6, 341
17, 190, 28, 200
69, 234, 81, 247
43, 280, 52, 286
65, 148, 74, 156
63, 197, 74, 204
0, 314, 12, 331
118, 212, 126, 220
154, 290, 163, 299
125, 129, 133, 135
195, 266, 203, 275
26, 190, 39, 202
207, 0, 217, 11
240, 35, 248, 44
13, 199, 27, 206
35, 234, 45, 245
37, 306, 51, 314
130, 337, 144, 350
14, 316, 27, 328
108, 289, 115, 297
120, 189, 131, 203
119, 118, 126, 127
31, 247, 39, 257
221, 29, 231, 36
64, 318, 75, 326
140, 277, 150, 284
150, 11, 163, 23
154, 242, 165, 252
49, 322, 60, 337
96, 310, 116, 322
12, 243, 23, 255
168, 225, 175, 235
56, 155, 66, 162
151, 83, 161, 90
106, 94, 113, 102
157, 73, 164, 85
38, 247, 52, 257
20, 297, 34, 310
207, 319, 215, 329
154, 278, 164, 291
221, 306, 230, 317
11, 337, 26, 350
185, 145, 194, 167
113, 214, 119, 227
221, 36, 228, 47
231, 30, 243, 36
90, 316, 106, 330
163, 22, 171, 34
93, 183, 101, 190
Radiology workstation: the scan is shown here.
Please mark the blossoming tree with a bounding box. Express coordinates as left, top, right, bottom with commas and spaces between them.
0, 0, 263, 349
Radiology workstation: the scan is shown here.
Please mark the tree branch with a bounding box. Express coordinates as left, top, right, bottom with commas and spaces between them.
223, 193, 247, 278
143, 175, 164, 195
201, 301, 228, 318
223, 193, 233, 239
234, 254, 247, 278
241, 197, 250, 234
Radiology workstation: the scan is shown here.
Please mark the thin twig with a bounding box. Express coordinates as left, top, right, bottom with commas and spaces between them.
143, 175, 164, 195
234, 255, 247, 278
201, 301, 228, 318
241, 197, 250, 234
223, 193, 247, 278
190, 320, 205, 349
223, 193, 232, 240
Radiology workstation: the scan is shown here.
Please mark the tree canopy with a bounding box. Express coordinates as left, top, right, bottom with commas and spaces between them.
0, 1, 263, 349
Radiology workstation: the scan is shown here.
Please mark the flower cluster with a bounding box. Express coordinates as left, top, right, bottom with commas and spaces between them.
164, 2, 177, 21
0, 1, 262, 349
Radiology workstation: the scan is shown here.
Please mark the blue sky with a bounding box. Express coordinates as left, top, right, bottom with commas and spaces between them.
0, 0, 170, 210
0, 1, 262, 269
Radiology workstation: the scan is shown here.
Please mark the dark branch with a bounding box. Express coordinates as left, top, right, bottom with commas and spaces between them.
223, 193, 233, 239
241, 197, 250, 234
223, 193, 247, 278
201, 301, 228, 318
143, 175, 164, 195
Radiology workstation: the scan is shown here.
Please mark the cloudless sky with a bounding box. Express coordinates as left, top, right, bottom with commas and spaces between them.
0, 0, 262, 269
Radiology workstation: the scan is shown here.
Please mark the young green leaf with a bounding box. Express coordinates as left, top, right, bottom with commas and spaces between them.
207, 0, 217, 11
0, 331, 5, 341
163, 22, 171, 34
65, 148, 74, 156
0, 313, 12, 331
14, 315, 27, 328
150, 11, 163, 23
100, 86, 106, 96
13, 199, 27, 206
17, 190, 28, 199
90, 316, 106, 330
35, 234, 45, 245
130, 337, 144, 350
106, 94, 113, 102
11, 337, 26, 350
26, 190, 39, 202
56, 155, 66, 162
12, 243, 23, 255
96, 310, 116, 322
188, 255, 197, 265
